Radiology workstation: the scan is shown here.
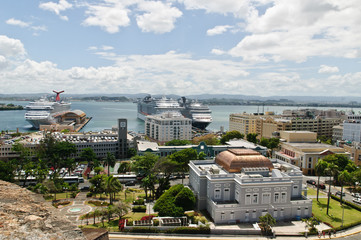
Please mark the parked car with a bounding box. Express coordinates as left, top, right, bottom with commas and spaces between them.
80, 185, 90, 191
317, 184, 326, 189
352, 192, 360, 198
306, 179, 316, 185
335, 191, 345, 196
353, 198, 361, 204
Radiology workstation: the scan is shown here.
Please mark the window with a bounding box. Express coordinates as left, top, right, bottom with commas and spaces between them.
281, 192, 287, 203
252, 193, 259, 204
224, 188, 230, 201
221, 212, 225, 220
230, 211, 235, 220
262, 193, 271, 204
245, 194, 251, 205
274, 193, 280, 203
214, 189, 221, 199
235, 190, 240, 203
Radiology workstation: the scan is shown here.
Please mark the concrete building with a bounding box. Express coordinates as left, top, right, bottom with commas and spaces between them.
229, 113, 263, 136
145, 112, 192, 143
136, 139, 268, 158
332, 124, 343, 143
229, 111, 342, 140
343, 115, 361, 143
188, 149, 312, 224
274, 131, 349, 175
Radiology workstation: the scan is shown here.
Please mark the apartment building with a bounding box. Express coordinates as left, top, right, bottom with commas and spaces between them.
188, 149, 312, 224
343, 115, 361, 143
274, 131, 349, 175
229, 113, 263, 136
145, 112, 192, 142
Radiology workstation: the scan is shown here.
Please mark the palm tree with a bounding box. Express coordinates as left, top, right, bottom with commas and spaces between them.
315, 160, 328, 201
338, 170, 351, 204
325, 162, 338, 215
105, 175, 122, 204
104, 152, 116, 176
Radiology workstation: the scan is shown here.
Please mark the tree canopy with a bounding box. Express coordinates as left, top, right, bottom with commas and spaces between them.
220, 131, 244, 144
165, 139, 192, 146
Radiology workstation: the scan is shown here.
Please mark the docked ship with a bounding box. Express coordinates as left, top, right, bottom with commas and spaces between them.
137, 95, 183, 121
24, 91, 71, 129
137, 95, 212, 130
179, 97, 212, 130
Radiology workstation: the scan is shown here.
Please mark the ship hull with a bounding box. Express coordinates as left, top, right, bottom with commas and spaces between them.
25, 118, 55, 129
192, 121, 211, 130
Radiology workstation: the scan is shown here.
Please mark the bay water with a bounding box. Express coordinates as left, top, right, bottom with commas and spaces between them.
0, 101, 359, 133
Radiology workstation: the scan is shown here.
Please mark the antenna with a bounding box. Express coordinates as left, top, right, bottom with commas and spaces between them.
53, 90, 64, 102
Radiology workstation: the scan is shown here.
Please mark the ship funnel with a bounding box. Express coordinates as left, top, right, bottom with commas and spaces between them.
181, 97, 186, 105
53, 90, 65, 102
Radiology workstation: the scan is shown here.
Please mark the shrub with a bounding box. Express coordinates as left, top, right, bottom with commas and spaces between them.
128, 227, 160, 233
43, 194, 53, 200
165, 226, 210, 234
86, 192, 93, 197
133, 199, 145, 205
53, 201, 71, 208
132, 205, 146, 212
153, 219, 159, 226
88, 200, 109, 206
174, 188, 196, 211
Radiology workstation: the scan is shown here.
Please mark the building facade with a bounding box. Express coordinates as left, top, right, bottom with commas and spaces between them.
145, 112, 192, 142
188, 149, 312, 224
343, 115, 361, 143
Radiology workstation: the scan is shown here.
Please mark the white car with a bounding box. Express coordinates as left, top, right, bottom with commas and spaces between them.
352, 193, 360, 198
352, 198, 361, 204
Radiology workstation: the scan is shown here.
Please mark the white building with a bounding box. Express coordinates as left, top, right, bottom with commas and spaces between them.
188, 149, 312, 224
343, 115, 361, 143
145, 112, 192, 142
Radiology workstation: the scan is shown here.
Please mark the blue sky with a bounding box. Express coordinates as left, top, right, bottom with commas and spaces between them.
0, 0, 361, 96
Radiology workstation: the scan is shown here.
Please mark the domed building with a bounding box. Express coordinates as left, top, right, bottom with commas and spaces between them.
188, 149, 312, 224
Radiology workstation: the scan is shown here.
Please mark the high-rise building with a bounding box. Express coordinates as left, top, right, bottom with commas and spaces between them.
145, 112, 192, 142
117, 118, 128, 159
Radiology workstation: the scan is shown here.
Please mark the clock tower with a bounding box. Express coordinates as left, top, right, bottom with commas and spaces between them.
117, 119, 128, 159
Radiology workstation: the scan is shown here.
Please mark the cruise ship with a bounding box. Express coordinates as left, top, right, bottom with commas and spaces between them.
24, 91, 71, 129
137, 95, 212, 130
179, 97, 212, 130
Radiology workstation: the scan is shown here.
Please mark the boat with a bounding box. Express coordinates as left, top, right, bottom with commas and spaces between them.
179, 97, 212, 130
24, 90, 71, 129
137, 95, 183, 121
137, 95, 212, 130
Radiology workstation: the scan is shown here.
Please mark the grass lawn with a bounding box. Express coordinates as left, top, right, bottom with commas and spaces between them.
307, 187, 326, 196
312, 197, 361, 228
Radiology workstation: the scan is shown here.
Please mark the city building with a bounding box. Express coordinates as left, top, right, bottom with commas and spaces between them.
145, 112, 192, 143
188, 149, 312, 224
343, 115, 361, 143
229, 109, 343, 140
229, 113, 263, 136
274, 131, 349, 175
136, 139, 268, 158
332, 124, 343, 143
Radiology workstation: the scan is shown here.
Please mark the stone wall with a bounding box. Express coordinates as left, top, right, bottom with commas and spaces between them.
0, 180, 85, 240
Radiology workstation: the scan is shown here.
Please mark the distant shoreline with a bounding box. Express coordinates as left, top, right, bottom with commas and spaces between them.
0, 104, 24, 111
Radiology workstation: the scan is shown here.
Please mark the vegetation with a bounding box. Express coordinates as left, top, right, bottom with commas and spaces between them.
246, 133, 258, 144
302, 216, 320, 233
220, 130, 244, 144
165, 139, 192, 146
192, 134, 219, 145
258, 213, 276, 236
153, 184, 195, 217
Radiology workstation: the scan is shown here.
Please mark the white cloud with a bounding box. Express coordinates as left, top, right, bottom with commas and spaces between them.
39, 0, 72, 21
318, 65, 339, 74
6, 18, 30, 28
101, 45, 114, 51
82, 1, 133, 33
0, 35, 26, 58
211, 49, 225, 55
136, 1, 182, 34
179, 0, 252, 17
227, 0, 361, 63
207, 25, 232, 36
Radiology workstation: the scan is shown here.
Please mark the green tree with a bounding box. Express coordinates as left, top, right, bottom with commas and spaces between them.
118, 161, 132, 174
315, 159, 328, 201
105, 175, 122, 204
154, 184, 188, 217
338, 170, 352, 203
0, 160, 16, 182
325, 162, 338, 215
113, 201, 131, 220
220, 130, 244, 144
198, 152, 206, 160
104, 152, 116, 176
302, 216, 319, 233
89, 174, 106, 198
168, 148, 197, 184
192, 134, 219, 145
80, 147, 99, 169
153, 157, 178, 198
94, 166, 104, 175
174, 187, 196, 211
259, 213, 276, 236
246, 133, 258, 144
127, 148, 137, 158
165, 139, 192, 146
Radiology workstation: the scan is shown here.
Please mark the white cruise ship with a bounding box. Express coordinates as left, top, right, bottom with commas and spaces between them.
24, 91, 71, 129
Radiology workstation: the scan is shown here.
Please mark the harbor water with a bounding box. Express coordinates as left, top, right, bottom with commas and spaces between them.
0, 101, 359, 133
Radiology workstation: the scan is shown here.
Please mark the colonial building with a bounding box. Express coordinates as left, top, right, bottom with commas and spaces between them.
188, 149, 312, 224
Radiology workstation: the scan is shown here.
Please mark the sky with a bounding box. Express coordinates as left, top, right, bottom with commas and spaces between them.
0, 0, 361, 97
